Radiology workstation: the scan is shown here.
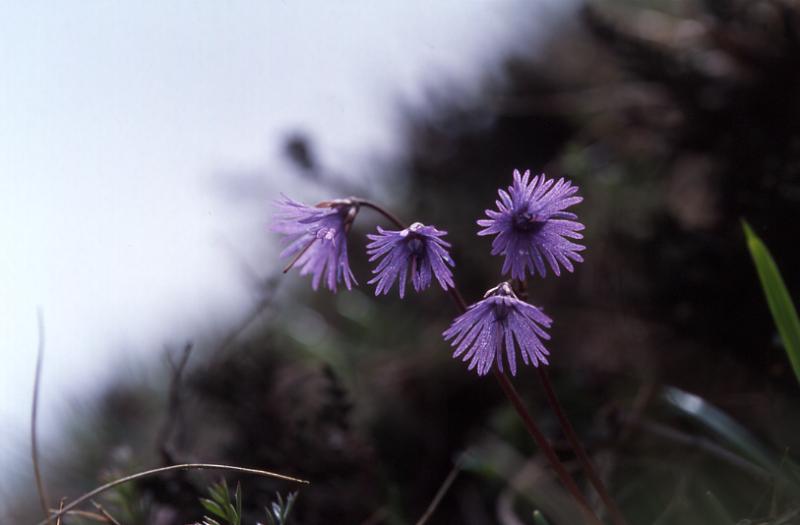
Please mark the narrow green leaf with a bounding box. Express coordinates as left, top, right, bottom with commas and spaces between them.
235, 482, 243, 525
283, 492, 298, 522
200, 498, 226, 519
743, 220, 800, 384
661, 386, 778, 472
209, 482, 226, 504
532, 510, 551, 525
227, 502, 239, 524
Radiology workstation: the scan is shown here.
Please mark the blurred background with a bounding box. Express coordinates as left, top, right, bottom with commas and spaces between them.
2, 1, 800, 524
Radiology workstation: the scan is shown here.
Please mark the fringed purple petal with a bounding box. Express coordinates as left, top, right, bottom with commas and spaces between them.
443, 284, 552, 376
367, 222, 455, 298
272, 196, 357, 292
477, 170, 586, 280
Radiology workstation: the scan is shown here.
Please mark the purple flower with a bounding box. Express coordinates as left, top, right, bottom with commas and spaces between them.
442, 282, 552, 376
477, 170, 585, 280
272, 195, 358, 292
367, 222, 455, 298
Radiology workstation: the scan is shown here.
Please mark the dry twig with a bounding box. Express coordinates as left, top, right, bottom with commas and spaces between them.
37, 463, 309, 525
55, 499, 65, 525
415, 459, 462, 525
155, 342, 193, 464
92, 500, 124, 525
31, 309, 50, 521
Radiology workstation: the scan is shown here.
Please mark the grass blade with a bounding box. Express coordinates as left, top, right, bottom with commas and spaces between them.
661, 386, 778, 472
742, 220, 800, 384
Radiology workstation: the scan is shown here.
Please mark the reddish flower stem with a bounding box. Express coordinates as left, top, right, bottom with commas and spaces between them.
355, 199, 406, 229
492, 369, 602, 524
448, 289, 601, 524
537, 368, 629, 525
514, 280, 626, 525
359, 199, 601, 521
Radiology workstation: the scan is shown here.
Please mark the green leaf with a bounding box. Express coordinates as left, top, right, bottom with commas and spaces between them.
235, 483, 242, 525
201, 480, 242, 525
227, 503, 239, 524
743, 220, 800, 384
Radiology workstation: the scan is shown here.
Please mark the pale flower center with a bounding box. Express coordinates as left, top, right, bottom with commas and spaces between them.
401, 223, 426, 257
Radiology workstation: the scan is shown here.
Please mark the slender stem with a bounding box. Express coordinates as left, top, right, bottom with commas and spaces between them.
282, 238, 317, 273
494, 370, 602, 525
414, 460, 462, 525
55, 498, 65, 525
36, 463, 308, 525
448, 287, 469, 312
446, 287, 601, 523
514, 278, 625, 524
355, 199, 406, 229
32, 309, 50, 521
155, 343, 193, 464
444, 294, 604, 520
537, 368, 628, 525
91, 501, 123, 525
50, 509, 107, 523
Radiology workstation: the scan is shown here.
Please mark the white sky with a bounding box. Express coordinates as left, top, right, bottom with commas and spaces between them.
0, 0, 571, 502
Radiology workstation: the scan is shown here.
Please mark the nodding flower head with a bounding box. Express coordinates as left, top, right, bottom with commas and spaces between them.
367, 222, 455, 298
442, 282, 552, 376
272, 195, 359, 292
477, 170, 585, 280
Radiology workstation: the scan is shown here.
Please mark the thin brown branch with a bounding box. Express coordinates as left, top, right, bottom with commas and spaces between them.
156, 343, 193, 464
37, 463, 309, 525
211, 279, 280, 361
55, 499, 65, 525
50, 508, 109, 523
415, 460, 462, 525
92, 500, 124, 525
32, 309, 50, 521
282, 239, 317, 273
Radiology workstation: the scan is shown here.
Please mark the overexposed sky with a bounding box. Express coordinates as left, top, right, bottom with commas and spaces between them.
0, 0, 572, 501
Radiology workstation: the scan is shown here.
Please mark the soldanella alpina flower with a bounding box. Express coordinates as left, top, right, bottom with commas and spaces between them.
272, 196, 358, 292
367, 222, 455, 298
442, 282, 552, 376
478, 169, 585, 280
